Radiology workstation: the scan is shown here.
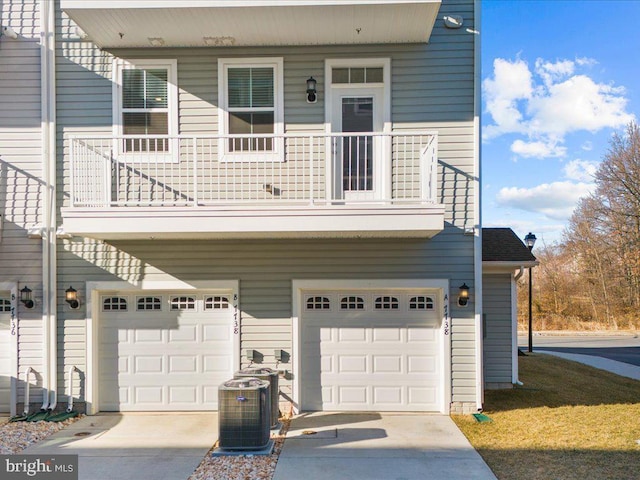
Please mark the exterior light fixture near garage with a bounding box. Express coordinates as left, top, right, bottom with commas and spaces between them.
20, 286, 34, 309
65, 286, 80, 309
458, 283, 470, 307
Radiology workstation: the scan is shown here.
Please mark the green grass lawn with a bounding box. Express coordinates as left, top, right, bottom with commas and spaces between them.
453, 354, 640, 480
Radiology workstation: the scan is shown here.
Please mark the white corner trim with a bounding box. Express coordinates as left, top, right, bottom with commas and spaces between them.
291, 278, 450, 414
0, 282, 18, 416
84, 279, 239, 415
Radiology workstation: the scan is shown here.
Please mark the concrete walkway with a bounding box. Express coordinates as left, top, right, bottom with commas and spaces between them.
23, 413, 217, 480
273, 412, 497, 480
535, 350, 640, 381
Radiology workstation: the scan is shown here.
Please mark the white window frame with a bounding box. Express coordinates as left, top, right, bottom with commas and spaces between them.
217, 57, 284, 162
112, 58, 179, 161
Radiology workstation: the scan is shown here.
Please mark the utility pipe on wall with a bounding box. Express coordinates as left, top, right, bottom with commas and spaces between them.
39, 0, 58, 411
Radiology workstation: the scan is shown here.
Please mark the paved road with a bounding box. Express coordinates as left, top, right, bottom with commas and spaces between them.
517, 334, 640, 367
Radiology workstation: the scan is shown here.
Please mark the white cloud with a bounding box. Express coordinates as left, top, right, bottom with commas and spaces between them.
510, 139, 567, 158
528, 75, 633, 136
496, 181, 594, 220
483, 56, 635, 157
581, 141, 593, 151
563, 159, 599, 182
483, 58, 532, 138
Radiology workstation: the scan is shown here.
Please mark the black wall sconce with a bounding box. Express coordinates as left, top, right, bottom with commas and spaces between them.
306, 76, 317, 103
20, 286, 34, 309
458, 283, 470, 307
65, 286, 79, 309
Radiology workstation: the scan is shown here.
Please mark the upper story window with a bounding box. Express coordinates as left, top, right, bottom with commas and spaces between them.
113, 59, 178, 156
218, 58, 284, 161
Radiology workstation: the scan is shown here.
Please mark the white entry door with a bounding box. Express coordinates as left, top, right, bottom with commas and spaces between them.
331, 87, 384, 201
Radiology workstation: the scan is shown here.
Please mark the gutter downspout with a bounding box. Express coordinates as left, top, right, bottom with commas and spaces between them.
472, 0, 483, 412
40, 0, 57, 411
512, 267, 525, 385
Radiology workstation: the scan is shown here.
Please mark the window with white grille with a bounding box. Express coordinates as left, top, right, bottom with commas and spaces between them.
375, 296, 399, 310
204, 296, 230, 310
340, 296, 365, 310
0, 298, 11, 312
137, 296, 162, 311
409, 296, 434, 310
306, 296, 331, 310
102, 297, 128, 311
170, 296, 196, 311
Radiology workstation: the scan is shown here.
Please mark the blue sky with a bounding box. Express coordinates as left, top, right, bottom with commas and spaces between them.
481, 0, 639, 245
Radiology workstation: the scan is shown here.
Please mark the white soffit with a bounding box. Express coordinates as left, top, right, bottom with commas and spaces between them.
61, 0, 441, 48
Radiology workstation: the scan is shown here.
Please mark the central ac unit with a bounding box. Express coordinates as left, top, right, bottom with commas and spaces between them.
234, 367, 280, 428
218, 377, 271, 450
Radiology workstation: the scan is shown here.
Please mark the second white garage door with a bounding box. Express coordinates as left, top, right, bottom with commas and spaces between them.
99, 291, 235, 411
301, 290, 443, 412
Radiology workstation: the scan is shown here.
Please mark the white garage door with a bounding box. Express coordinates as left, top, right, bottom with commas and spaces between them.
301, 290, 442, 412
0, 295, 13, 413
99, 291, 235, 411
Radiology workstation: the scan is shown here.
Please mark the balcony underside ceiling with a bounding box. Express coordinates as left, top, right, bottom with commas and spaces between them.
61, 0, 441, 48
60, 204, 446, 240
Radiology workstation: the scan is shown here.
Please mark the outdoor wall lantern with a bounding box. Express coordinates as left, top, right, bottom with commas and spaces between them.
458, 283, 470, 307
306, 76, 317, 103
20, 286, 34, 309
65, 286, 80, 309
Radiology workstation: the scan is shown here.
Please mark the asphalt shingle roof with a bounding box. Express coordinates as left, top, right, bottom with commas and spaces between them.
482, 227, 537, 263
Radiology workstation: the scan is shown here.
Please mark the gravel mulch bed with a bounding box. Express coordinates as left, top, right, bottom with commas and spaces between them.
188, 418, 290, 480
0, 416, 82, 454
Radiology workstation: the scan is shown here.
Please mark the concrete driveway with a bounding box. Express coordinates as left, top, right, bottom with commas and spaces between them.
273, 412, 497, 480
23, 413, 217, 480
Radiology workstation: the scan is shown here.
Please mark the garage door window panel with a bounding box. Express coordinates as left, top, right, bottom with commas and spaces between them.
340, 296, 365, 310
409, 296, 434, 310
170, 296, 196, 311
204, 296, 229, 310
0, 299, 10, 312
137, 296, 162, 311
103, 297, 128, 311
375, 296, 399, 310
306, 296, 331, 310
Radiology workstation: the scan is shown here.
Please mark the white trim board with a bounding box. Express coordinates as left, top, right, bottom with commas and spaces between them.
0, 282, 18, 416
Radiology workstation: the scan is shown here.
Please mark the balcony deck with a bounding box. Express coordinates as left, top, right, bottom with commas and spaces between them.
61, 132, 445, 240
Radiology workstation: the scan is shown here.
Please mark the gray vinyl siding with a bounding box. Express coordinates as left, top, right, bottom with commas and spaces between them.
482, 274, 513, 385
0, 0, 45, 405
53, 0, 478, 407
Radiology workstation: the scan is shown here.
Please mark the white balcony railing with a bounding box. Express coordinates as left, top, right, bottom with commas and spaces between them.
68, 132, 438, 208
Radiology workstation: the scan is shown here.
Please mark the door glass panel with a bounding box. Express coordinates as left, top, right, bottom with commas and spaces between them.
342, 97, 373, 191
